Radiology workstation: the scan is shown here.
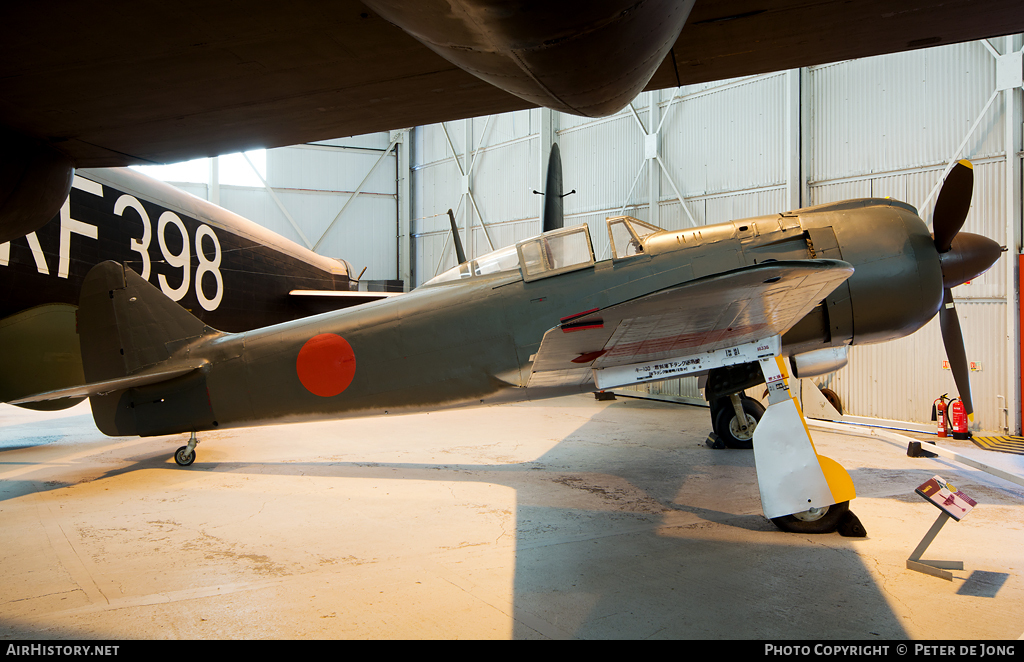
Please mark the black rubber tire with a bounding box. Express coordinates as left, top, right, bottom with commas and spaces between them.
712, 395, 765, 449
770, 500, 850, 534
820, 387, 843, 416
174, 446, 196, 467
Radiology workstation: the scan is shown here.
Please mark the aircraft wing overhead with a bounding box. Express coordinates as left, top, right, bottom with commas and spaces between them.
4, 1, 1021, 243
527, 259, 853, 389
2, 1, 1022, 170
649, 0, 1024, 92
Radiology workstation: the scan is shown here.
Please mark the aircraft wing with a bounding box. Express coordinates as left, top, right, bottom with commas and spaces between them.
2, 1, 1021, 169
527, 259, 853, 389
4, 2, 1020, 244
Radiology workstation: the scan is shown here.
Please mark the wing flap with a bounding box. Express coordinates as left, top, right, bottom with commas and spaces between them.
527, 259, 853, 389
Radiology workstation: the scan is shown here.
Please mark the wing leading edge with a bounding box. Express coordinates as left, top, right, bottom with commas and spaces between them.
527, 259, 854, 389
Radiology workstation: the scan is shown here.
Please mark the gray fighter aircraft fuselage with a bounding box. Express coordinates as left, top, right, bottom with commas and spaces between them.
66, 190, 996, 438
13, 161, 1002, 534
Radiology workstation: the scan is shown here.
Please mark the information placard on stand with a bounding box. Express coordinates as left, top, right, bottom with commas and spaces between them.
907, 476, 976, 581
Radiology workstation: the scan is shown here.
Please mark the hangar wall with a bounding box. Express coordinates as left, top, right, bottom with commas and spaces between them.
169, 135, 401, 282
409, 36, 1023, 434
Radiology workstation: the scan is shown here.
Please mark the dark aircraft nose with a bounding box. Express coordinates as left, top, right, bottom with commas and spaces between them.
936, 231, 1005, 289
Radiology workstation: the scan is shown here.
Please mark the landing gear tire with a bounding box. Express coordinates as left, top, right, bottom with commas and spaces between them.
174, 446, 196, 467
712, 395, 765, 449
770, 500, 849, 534
820, 387, 843, 415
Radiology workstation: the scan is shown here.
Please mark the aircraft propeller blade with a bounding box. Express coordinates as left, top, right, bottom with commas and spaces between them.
928, 160, 1000, 420
542, 143, 564, 233
447, 208, 467, 264
932, 160, 974, 253
938, 288, 973, 417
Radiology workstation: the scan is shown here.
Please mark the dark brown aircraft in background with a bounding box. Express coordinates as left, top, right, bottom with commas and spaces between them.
0, 167, 395, 411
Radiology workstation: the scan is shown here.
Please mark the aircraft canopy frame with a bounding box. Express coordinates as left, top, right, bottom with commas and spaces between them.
517, 225, 596, 283
607, 216, 661, 260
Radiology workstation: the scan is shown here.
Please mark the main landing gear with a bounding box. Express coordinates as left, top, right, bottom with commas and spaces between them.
709, 393, 765, 449
704, 359, 865, 537
174, 431, 199, 467
771, 501, 866, 536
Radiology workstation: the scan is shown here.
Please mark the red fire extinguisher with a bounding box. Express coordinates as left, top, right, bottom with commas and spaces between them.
932, 394, 949, 438
949, 397, 971, 440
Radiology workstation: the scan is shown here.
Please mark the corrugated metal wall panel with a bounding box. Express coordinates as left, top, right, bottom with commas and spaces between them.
267, 141, 396, 195
559, 111, 649, 219
470, 218, 537, 262
154, 137, 402, 283
487, 108, 536, 145
414, 124, 459, 169
217, 186, 289, 239
808, 179, 872, 205
413, 231, 451, 286
808, 41, 1002, 183
661, 73, 787, 197
956, 159, 1007, 299
465, 138, 538, 248
414, 158, 464, 235
829, 301, 1008, 429
294, 192, 397, 277
702, 188, 788, 227
218, 184, 397, 279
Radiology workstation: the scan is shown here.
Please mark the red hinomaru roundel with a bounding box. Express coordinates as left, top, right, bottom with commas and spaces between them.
296, 333, 356, 397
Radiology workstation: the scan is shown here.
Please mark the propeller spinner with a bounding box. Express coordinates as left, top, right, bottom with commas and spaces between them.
930, 160, 1004, 417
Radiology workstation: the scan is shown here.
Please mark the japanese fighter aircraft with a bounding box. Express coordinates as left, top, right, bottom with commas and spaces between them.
0, 166, 394, 411
11, 160, 1002, 535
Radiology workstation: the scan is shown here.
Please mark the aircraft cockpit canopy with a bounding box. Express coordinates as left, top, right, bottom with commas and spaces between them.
607, 216, 660, 259
422, 224, 595, 287
422, 243, 521, 286
516, 225, 595, 282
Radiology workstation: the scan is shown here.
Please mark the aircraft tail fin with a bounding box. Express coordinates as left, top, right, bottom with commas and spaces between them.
68, 261, 221, 436
78, 261, 215, 384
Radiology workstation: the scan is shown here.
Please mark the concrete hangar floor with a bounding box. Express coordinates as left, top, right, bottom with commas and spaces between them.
1, 393, 1022, 640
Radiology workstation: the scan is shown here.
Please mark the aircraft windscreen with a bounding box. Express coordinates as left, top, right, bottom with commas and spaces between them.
423, 244, 520, 286
473, 244, 520, 276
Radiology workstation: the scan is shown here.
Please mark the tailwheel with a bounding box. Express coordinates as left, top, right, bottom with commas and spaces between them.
174, 431, 199, 467
770, 501, 865, 536
712, 394, 765, 449
174, 446, 196, 466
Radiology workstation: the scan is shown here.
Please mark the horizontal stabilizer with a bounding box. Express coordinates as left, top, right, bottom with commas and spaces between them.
9, 361, 206, 405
